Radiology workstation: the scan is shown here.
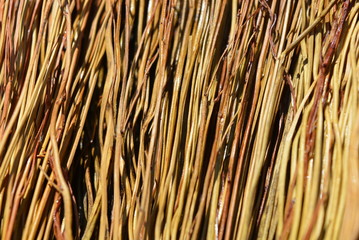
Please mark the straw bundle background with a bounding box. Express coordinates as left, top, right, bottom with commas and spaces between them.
0, 0, 358, 239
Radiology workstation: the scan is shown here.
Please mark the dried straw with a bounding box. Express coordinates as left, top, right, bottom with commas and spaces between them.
0, 0, 358, 239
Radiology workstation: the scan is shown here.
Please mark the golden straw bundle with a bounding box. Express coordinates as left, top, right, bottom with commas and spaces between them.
0, 0, 358, 239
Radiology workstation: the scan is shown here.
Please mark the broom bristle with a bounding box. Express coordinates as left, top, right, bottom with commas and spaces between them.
0, 0, 358, 239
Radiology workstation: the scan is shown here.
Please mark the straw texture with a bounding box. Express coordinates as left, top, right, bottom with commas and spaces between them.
0, 0, 358, 239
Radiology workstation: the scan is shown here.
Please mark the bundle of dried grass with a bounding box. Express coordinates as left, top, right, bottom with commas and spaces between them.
0, 0, 358, 239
